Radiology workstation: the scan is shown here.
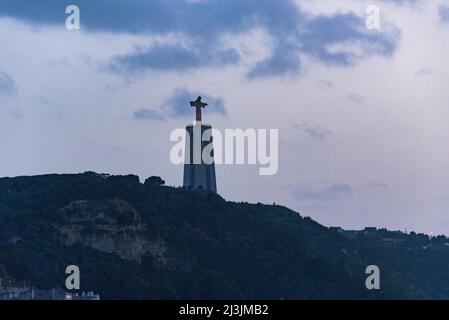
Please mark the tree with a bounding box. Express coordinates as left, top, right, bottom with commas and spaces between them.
144, 176, 165, 187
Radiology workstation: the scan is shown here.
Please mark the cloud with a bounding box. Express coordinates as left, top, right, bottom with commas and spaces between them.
165, 88, 227, 118
414, 68, 435, 77
294, 123, 332, 139
247, 43, 301, 78
438, 5, 449, 23
133, 88, 227, 121
300, 13, 398, 66
0, 0, 400, 78
369, 182, 391, 191
381, 0, 420, 4
133, 108, 165, 121
112, 8, 399, 78
111, 44, 240, 73
347, 93, 364, 104
318, 80, 334, 88
0, 71, 17, 95
291, 183, 353, 202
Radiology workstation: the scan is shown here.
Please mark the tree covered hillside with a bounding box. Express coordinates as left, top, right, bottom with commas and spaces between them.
0, 172, 448, 299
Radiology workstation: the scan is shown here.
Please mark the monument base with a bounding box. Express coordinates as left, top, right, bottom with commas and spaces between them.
183, 123, 217, 193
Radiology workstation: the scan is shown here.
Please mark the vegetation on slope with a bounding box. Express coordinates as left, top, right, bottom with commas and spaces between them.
0, 172, 448, 299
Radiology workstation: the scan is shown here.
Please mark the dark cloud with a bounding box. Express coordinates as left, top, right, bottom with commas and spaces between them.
294, 123, 332, 139
165, 88, 227, 118
111, 44, 240, 73
301, 13, 398, 65
439, 5, 449, 23
133, 88, 226, 121
133, 108, 165, 122
0, 0, 400, 78
247, 43, 301, 78
347, 93, 364, 104
292, 183, 353, 202
0, 71, 16, 95
414, 68, 435, 77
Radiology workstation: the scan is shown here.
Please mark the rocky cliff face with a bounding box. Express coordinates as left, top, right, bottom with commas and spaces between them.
56, 199, 166, 262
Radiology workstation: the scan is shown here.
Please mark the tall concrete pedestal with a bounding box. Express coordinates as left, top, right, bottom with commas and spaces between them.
183, 122, 217, 193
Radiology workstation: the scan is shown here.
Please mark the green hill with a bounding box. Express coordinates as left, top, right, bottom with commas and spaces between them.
0, 172, 448, 299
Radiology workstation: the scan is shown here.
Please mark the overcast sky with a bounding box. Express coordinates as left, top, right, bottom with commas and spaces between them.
0, 0, 449, 235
